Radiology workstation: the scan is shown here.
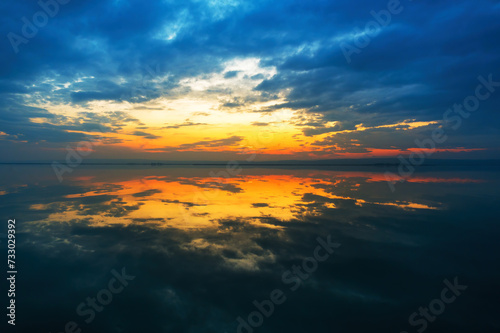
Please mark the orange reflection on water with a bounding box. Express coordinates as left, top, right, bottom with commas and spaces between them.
62, 175, 336, 228
29, 169, 462, 229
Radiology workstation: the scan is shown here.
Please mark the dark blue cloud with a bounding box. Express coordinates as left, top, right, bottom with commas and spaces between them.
0, 0, 499, 158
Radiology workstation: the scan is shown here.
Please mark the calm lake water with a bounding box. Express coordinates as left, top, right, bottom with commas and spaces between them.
1, 165, 499, 332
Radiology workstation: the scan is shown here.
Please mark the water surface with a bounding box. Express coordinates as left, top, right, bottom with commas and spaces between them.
1, 165, 499, 332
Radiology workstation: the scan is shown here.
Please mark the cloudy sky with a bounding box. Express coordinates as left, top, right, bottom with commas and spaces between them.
1, 0, 499, 161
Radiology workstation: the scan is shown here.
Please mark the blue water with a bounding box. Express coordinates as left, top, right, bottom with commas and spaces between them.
1, 165, 499, 332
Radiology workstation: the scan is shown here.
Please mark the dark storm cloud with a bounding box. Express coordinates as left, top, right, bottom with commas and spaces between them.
0, 101, 91, 143
132, 131, 161, 140
179, 135, 244, 148
72, 111, 143, 131
71, 90, 127, 104
0, 0, 499, 157
132, 189, 163, 198
0, 100, 142, 158
149, 136, 244, 152
303, 123, 343, 136
161, 199, 207, 208
163, 121, 208, 129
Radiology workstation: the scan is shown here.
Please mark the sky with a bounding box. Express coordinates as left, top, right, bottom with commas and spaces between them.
1, 0, 499, 162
